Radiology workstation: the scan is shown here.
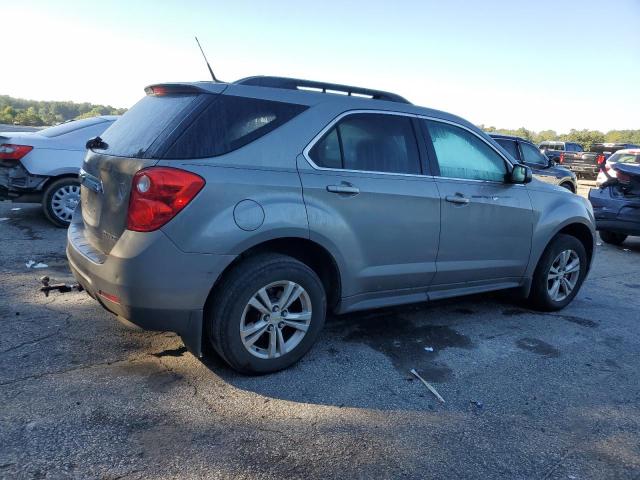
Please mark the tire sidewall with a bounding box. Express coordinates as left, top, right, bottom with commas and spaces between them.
211, 259, 326, 374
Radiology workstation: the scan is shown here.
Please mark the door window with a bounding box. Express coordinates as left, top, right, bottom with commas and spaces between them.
309, 113, 421, 174
520, 142, 548, 165
424, 121, 507, 182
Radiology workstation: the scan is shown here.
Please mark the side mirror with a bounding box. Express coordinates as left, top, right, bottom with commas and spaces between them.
511, 164, 532, 184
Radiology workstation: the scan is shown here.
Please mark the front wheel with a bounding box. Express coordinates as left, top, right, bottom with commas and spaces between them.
527, 234, 587, 311
42, 177, 80, 227
599, 231, 627, 246
206, 254, 326, 374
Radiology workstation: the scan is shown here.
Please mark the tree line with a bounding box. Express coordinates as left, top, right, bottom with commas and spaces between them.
479, 125, 640, 150
0, 95, 127, 126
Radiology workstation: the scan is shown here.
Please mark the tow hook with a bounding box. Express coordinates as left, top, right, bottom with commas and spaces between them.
39, 276, 84, 297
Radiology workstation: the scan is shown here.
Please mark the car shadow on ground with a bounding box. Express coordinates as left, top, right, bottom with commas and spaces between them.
195, 291, 541, 410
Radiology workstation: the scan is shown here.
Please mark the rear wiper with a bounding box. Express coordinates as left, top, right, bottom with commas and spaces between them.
86, 136, 108, 150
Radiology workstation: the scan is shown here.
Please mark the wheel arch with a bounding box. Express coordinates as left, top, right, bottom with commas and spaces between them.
205, 236, 343, 314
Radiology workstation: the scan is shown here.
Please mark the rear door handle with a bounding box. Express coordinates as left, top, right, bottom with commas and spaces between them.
445, 195, 469, 205
327, 185, 360, 195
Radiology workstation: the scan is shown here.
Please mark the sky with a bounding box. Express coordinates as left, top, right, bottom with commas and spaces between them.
1, 0, 639, 133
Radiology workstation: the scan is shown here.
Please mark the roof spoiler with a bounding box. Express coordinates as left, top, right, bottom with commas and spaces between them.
235, 76, 411, 104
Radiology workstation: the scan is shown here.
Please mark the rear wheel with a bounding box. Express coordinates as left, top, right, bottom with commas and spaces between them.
206, 254, 326, 374
42, 177, 80, 227
599, 231, 627, 246
527, 234, 587, 311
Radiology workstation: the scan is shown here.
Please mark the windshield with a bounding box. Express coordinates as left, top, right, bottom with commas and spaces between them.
39, 117, 109, 138
608, 152, 640, 164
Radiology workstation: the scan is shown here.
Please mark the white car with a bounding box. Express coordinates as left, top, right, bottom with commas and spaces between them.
596, 148, 640, 187
0, 116, 118, 226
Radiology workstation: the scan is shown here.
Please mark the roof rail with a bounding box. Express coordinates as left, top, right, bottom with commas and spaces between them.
234, 76, 411, 104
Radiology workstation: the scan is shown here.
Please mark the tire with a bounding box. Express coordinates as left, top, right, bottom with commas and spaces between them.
560, 182, 575, 193
206, 253, 327, 374
527, 234, 588, 312
599, 231, 627, 246
42, 177, 81, 227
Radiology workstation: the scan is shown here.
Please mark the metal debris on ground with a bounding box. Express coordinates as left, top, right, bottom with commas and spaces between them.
11, 207, 21, 211
0, 217, 8, 222
424, 346, 434, 352
410, 368, 445, 403
25, 260, 48, 269
596, 242, 602, 246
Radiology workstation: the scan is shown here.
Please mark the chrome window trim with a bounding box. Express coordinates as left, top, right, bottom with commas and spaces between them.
301, 109, 517, 185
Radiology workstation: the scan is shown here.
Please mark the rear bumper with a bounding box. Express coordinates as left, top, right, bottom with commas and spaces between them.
0, 164, 47, 202
66, 216, 237, 356
567, 165, 598, 176
589, 187, 640, 236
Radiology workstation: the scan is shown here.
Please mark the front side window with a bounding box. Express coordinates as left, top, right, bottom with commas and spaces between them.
425, 121, 507, 182
309, 113, 421, 175
520, 142, 548, 165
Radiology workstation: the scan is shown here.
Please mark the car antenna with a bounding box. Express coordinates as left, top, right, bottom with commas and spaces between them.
195, 36, 222, 83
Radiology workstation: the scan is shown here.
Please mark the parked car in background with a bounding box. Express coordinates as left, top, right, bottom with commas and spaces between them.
539, 141, 583, 164
0, 116, 118, 226
589, 160, 640, 245
491, 134, 577, 192
67, 76, 596, 374
542, 142, 639, 180
595, 148, 640, 187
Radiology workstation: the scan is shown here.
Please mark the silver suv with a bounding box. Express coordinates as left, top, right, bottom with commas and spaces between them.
67, 76, 596, 374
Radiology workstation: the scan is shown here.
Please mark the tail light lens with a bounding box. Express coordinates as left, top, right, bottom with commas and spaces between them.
559, 153, 564, 164
0, 144, 33, 161
127, 167, 205, 232
596, 154, 606, 164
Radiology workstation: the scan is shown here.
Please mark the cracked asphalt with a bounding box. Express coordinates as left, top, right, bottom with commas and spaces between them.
1, 192, 640, 479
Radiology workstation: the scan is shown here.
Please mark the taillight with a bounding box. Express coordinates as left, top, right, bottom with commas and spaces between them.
0, 144, 33, 161
127, 167, 205, 232
559, 153, 564, 164
596, 154, 606, 164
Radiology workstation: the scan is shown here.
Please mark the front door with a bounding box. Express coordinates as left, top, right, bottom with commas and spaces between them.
298, 112, 441, 297
421, 120, 534, 286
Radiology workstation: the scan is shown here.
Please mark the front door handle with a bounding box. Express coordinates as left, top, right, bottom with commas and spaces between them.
445, 194, 469, 205
327, 184, 360, 195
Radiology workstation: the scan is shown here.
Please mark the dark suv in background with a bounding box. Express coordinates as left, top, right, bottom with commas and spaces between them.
491, 134, 577, 192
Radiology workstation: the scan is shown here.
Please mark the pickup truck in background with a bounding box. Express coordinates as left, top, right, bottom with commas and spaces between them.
540, 141, 639, 180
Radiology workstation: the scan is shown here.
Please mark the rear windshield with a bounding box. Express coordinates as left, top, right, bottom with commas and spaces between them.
40, 117, 109, 138
608, 152, 640, 164
98, 93, 307, 159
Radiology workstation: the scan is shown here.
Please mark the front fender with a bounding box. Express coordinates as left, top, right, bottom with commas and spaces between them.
526, 186, 596, 278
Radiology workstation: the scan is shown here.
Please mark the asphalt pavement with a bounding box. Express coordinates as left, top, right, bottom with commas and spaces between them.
1, 193, 639, 479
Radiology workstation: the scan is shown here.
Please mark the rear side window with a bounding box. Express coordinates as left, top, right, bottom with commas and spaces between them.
425, 120, 507, 182
98, 93, 307, 159
163, 95, 308, 159
309, 113, 421, 175
494, 138, 519, 161
520, 142, 548, 165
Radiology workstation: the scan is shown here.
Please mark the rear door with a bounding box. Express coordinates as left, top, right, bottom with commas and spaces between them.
421, 119, 533, 286
298, 111, 441, 297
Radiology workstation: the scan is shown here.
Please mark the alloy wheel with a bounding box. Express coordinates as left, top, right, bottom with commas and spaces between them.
240, 280, 312, 359
547, 249, 580, 302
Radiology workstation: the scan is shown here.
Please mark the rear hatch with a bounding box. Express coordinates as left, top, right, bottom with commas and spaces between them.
79, 84, 221, 255
78, 82, 310, 255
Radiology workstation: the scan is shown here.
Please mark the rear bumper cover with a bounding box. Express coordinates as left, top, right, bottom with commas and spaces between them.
66, 216, 236, 356
589, 187, 640, 235
0, 164, 47, 201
